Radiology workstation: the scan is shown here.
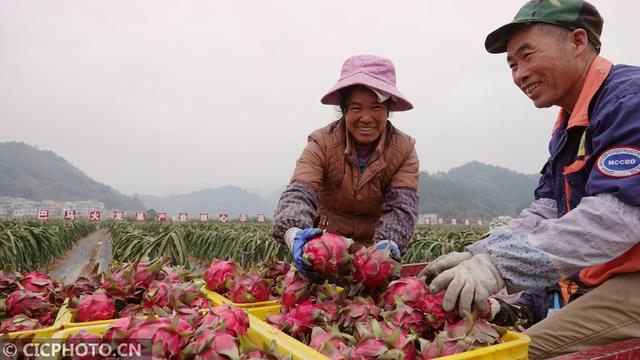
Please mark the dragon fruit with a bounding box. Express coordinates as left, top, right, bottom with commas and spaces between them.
5, 290, 58, 325
102, 263, 138, 300
0, 314, 40, 333
446, 311, 501, 347
338, 296, 382, 331
161, 265, 183, 283
183, 330, 240, 360
227, 272, 272, 303
309, 325, 354, 359
142, 281, 172, 310
355, 320, 418, 360
267, 301, 327, 341
167, 282, 208, 309
382, 277, 429, 311
66, 330, 103, 360
382, 300, 428, 336
18, 272, 58, 294
150, 317, 194, 359
204, 259, 236, 293
353, 246, 400, 289
280, 269, 312, 309
200, 305, 249, 337
133, 258, 169, 288
422, 290, 459, 331
259, 260, 291, 282
302, 232, 355, 279
104, 316, 193, 359
74, 292, 116, 323
419, 332, 468, 359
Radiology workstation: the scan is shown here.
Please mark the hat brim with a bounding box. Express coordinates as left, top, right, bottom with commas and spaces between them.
485, 22, 524, 54
320, 72, 413, 111
486, 20, 568, 54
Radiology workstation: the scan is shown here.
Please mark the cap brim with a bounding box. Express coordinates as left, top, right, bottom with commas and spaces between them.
485, 22, 521, 54
320, 73, 413, 111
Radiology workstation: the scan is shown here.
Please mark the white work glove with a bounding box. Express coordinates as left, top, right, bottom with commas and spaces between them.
284, 227, 301, 252
429, 253, 505, 314
418, 251, 472, 281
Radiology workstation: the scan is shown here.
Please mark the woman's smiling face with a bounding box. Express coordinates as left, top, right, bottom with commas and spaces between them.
344, 86, 389, 145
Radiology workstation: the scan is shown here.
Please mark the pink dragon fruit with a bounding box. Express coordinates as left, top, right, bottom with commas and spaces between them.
18, 272, 58, 294
382, 277, 429, 311
355, 320, 418, 360
419, 333, 468, 359
133, 258, 169, 288
302, 232, 355, 279
258, 260, 291, 282
204, 259, 236, 293
422, 290, 460, 331
0, 314, 40, 333
309, 325, 354, 359
353, 246, 400, 289
227, 272, 272, 303
66, 330, 103, 360
5, 290, 58, 326
150, 317, 194, 359
74, 292, 116, 323
142, 281, 172, 311
183, 330, 241, 360
102, 263, 139, 300
267, 301, 327, 341
200, 305, 249, 337
280, 269, 312, 309
338, 296, 382, 331
382, 300, 428, 336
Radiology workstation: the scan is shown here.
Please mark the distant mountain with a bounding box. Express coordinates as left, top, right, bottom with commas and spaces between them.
419, 161, 539, 219
139, 186, 275, 218
0, 142, 145, 210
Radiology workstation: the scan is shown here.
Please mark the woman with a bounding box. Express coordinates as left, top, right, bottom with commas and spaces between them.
272, 54, 420, 279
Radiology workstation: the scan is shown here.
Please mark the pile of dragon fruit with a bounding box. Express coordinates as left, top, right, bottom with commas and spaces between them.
204, 258, 291, 303
65, 305, 290, 360
0, 230, 509, 359
0, 269, 65, 333
64, 257, 211, 323
263, 232, 505, 359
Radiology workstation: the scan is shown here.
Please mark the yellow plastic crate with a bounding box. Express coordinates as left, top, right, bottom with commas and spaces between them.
436, 331, 530, 360
200, 284, 281, 309
246, 313, 327, 360
247, 305, 530, 360
1, 324, 62, 340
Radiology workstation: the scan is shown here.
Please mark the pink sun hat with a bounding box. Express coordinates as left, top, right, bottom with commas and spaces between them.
320, 54, 413, 111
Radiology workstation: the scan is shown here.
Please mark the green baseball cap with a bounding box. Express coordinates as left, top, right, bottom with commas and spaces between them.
485, 0, 603, 54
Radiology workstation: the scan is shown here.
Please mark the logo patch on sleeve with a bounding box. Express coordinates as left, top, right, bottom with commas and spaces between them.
596, 147, 640, 178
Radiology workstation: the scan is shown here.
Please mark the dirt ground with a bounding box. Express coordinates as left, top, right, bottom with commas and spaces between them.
42, 229, 113, 283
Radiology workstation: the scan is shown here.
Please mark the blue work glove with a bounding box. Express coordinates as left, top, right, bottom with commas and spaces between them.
375, 240, 401, 262
285, 227, 324, 280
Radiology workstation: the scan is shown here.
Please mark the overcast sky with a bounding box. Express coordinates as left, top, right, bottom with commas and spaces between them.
2, 1, 639, 197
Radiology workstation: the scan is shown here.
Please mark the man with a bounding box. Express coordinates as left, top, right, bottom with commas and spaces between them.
420, 1, 640, 358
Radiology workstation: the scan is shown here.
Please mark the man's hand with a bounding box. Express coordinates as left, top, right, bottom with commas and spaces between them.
375, 240, 401, 262
284, 227, 324, 280
429, 253, 505, 314
418, 251, 472, 282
